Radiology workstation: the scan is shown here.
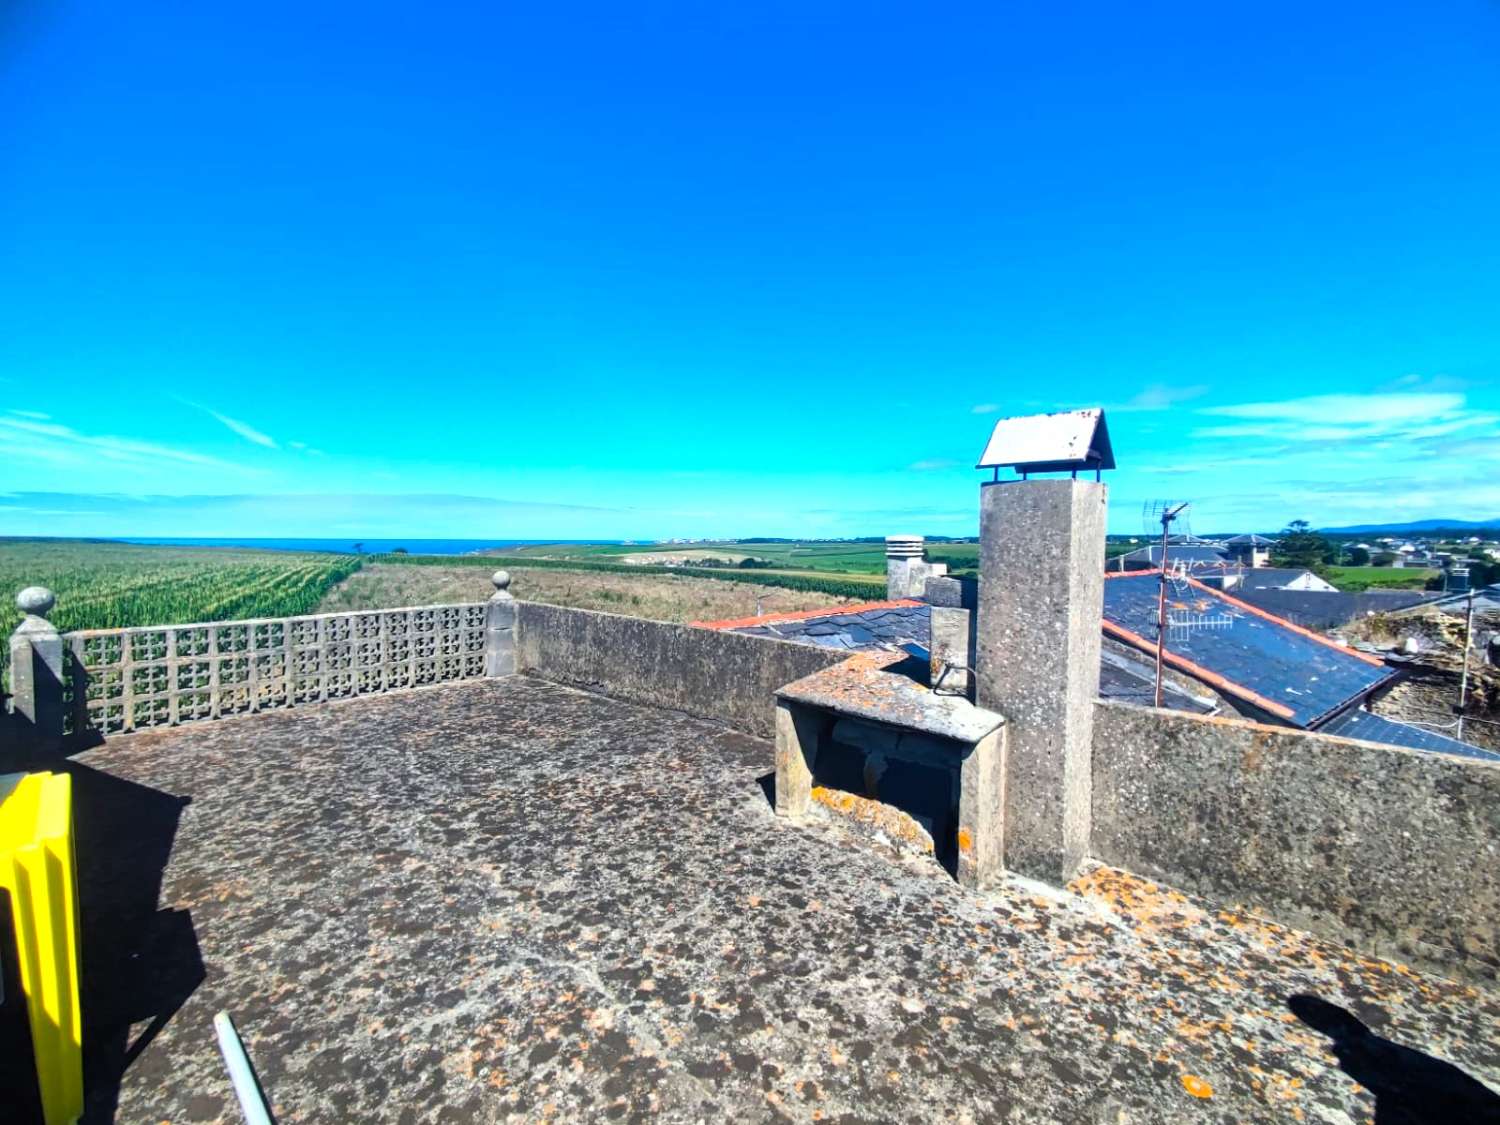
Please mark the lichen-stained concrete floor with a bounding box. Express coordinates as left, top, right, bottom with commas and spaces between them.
58, 676, 1500, 1123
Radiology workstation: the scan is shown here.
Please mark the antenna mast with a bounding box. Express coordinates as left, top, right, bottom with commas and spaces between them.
1457, 585, 1475, 742
1148, 501, 1191, 707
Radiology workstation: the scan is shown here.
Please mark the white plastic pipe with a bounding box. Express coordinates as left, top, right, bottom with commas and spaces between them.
213, 1011, 276, 1125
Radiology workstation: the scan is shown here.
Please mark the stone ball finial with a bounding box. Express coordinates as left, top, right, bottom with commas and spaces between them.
17, 585, 55, 618
491, 570, 512, 592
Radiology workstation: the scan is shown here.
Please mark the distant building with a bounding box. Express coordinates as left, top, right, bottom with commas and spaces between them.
1110, 544, 1227, 572
1194, 565, 1337, 593
1223, 533, 1275, 568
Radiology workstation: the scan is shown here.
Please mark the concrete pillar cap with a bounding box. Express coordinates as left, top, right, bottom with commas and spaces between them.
16, 586, 55, 618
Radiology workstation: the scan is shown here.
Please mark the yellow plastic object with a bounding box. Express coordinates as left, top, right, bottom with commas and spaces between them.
0, 771, 84, 1125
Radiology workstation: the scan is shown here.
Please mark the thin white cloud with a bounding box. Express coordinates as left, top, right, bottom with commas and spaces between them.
1111, 384, 1209, 412
207, 409, 278, 449
1201, 392, 1462, 425
9, 409, 51, 420
908, 458, 961, 471
1192, 392, 1494, 446
0, 415, 245, 471
971, 403, 1001, 415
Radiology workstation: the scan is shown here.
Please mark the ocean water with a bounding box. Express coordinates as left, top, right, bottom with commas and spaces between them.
119, 537, 619, 555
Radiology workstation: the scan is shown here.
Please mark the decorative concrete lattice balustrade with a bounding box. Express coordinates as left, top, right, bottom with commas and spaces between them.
5, 573, 517, 743
66, 604, 490, 735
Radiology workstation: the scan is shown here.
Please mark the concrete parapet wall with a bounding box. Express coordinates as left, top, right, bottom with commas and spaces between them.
1091, 700, 1500, 980
514, 602, 845, 740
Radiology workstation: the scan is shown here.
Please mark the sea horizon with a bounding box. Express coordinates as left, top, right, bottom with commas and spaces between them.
112, 537, 623, 555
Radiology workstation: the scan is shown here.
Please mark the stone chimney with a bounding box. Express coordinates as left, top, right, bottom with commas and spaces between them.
885, 536, 946, 600
971, 409, 1112, 883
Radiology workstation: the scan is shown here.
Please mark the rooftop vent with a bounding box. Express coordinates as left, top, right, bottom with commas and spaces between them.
885, 535, 926, 560
975, 408, 1115, 480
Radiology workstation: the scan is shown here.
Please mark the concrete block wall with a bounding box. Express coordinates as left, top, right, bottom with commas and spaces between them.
514, 602, 845, 740
1091, 700, 1500, 981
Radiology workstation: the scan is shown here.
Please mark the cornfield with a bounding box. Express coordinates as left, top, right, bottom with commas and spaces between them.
0, 541, 362, 683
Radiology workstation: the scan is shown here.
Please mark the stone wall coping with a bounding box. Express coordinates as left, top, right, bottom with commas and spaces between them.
1095, 697, 1500, 768
777, 652, 1005, 744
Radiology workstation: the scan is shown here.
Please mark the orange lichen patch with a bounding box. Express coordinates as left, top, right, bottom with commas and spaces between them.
1068, 866, 1210, 932
957, 828, 974, 854
690, 599, 922, 630
811, 786, 935, 854
1181, 1074, 1214, 1099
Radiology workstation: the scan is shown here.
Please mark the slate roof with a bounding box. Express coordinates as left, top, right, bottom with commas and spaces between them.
709, 588, 1500, 756
1234, 589, 1441, 631
1226, 533, 1277, 545
717, 601, 1218, 715
1101, 573, 1398, 727
1321, 708, 1500, 764
723, 601, 931, 651
1097, 647, 1218, 714
1421, 584, 1500, 616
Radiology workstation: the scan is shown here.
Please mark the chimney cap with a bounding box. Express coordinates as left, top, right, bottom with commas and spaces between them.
976, 408, 1115, 475
886, 535, 925, 559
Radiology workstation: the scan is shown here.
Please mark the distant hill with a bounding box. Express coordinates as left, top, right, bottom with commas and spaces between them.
1321, 517, 1500, 534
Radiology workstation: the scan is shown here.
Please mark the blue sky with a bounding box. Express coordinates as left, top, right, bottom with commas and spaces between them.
2, 1, 1497, 539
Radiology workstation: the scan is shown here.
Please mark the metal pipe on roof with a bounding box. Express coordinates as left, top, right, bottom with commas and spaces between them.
214, 1011, 276, 1125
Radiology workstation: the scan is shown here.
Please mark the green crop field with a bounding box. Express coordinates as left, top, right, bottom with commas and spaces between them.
499, 540, 892, 572
497, 539, 990, 575
1323, 565, 1438, 593
0, 540, 362, 681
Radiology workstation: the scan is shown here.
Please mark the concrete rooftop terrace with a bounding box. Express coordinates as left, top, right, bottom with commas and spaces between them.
47, 676, 1500, 1123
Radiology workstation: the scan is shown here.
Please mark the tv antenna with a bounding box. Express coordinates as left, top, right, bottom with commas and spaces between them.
1143, 500, 1191, 707
1165, 600, 1234, 643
